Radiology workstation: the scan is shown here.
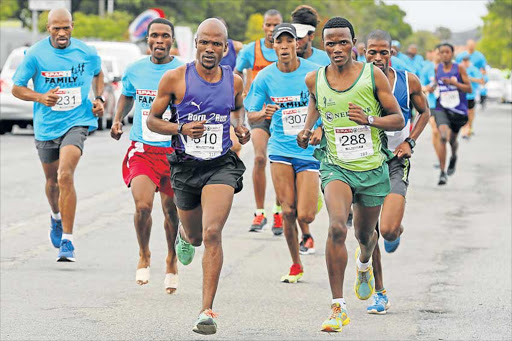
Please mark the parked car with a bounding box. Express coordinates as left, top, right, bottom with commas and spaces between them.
486, 68, 508, 100
502, 79, 512, 103
0, 47, 33, 134
86, 41, 143, 129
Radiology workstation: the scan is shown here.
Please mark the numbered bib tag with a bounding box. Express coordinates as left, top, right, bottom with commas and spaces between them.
282, 107, 307, 135
185, 124, 223, 159
335, 125, 374, 160
440, 90, 460, 108
141, 109, 172, 142
53, 87, 82, 111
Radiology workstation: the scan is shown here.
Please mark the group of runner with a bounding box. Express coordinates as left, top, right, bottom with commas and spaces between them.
11, 5, 484, 335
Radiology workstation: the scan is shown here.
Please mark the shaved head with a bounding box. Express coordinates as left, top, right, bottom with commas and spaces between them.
47, 8, 72, 25
197, 18, 227, 42
467, 39, 476, 52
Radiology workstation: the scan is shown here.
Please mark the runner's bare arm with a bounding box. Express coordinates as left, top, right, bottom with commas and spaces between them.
12, 85, 60, 107
352, 65, 404, 131
408, 73, 430, 142
455, 65, 472, 93
233, 40, 244, 54
232, 74, 250, 144
297, 71, 320, 149
110, 94, 134, 140
92, 70, 105, 100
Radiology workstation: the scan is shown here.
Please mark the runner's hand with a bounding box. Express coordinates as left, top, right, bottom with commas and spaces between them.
394, 141, 412, 159
234, 125, 250, 145
309, 126, 323, 145
110, 121, 123, 140
297, 129, 312, 149
348, 102, 369, 125
182, 120, 206, 138
264, 104, 280, 120
38, 87, 60, 107
92, 99, 104, 117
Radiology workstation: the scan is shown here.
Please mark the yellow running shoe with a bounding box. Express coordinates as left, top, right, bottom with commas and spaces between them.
280, 264, 303, 283
354, 246, 375, 300
321, 303, 350, 332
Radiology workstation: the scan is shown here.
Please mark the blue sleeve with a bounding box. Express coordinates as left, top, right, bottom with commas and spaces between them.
235, 44, 254, 72
244, 75, 266, 112
476, 52, 487, 70
121, 67, 135, 97
12, 51, 36, 87
455, 52, 464, 63
88, 46, 102, 75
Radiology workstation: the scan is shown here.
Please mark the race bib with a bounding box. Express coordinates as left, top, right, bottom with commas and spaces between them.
141, 109, 172, 142
440, 90, 460, 108
282, 107, 307, 135
185, 124, 223, 159
335, 125, 374, 160
53, 87, 81, 111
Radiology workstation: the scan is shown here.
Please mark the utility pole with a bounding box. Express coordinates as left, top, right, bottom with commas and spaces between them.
99, 0, 105, 17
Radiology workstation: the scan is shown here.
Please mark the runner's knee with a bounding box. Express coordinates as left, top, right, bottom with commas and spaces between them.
355, 228, 375, 246
203, 225, 222, 245
297, 211, 314, 225
253, 154, 267, 168
379, 222, 400, 241
57, 169, 74, 187
328, 221, 347, 243
135, 201, 153, 218
282, 205, 297, 222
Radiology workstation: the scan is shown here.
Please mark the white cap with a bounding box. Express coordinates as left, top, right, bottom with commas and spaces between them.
292, 23, 316, 38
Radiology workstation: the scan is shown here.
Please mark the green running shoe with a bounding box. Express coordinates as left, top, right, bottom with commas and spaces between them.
175, 229, 195, 266
354, 246, 375, 300
192, 309, 218, 335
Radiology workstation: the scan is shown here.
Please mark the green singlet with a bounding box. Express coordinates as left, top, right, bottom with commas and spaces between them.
315, 63, 392, 172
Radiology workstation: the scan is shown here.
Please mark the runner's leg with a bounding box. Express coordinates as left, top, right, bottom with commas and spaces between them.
437, 124, 451, 172
430, 116, 442, 165
160, 191, 179, 293
41, 160, 60, 214
379, 194, 405, 242
353, 203, 381, 263
251, 128, 269, 210
296, 170, 319, 253
200, 184, 234, 311
57, 145, 82, 234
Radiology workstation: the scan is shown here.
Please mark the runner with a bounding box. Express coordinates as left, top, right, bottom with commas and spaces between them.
455, 39, 487, 73
245, 23, 321, 281
432, 43, 472, 185
405, 44, 424, 76
110, 18, 181, 293
290, 4, 330, 254
235, 10, 283, 234
297, 17, 404, 332
291, 5, 330, 65
356, 42, 366, 62
12, 8, 104, 262
460, 56, 485, 138
391, 40, 415, 73
147, 18, 250, 335
364, 29, 431, 314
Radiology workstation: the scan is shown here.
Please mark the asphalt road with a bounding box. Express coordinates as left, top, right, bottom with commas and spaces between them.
1, 102, 511, 340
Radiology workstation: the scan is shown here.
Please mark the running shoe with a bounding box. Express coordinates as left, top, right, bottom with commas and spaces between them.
367, 292, 391, 315
192, 309, 218, 335
49, 216, 62, 248
317, 191, 323, 213
299, 235, 315, 255
438, 171, 448, 186
175, 230, 195, 266
321, 303, 350, 332
354, 247, 374, 300
272, 212, 283, 236
280, 263, 303, 283
249, 213, 267, 232
384, 236, 401, 253
447, 156, 457, 176
57, 239, 75, 262
347, 211, 353, 227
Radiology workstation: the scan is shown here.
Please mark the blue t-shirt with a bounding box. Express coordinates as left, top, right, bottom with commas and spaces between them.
235, 38, 277, 72
122, 56, 184, 147
408, 54, 424, 76
357, 55, 367, 62
244, 58, 319, 161
465, 65, 482, 100
420, 61, 437, 108
12, 37, 101, 141
391, 55, 415, 73
456, 51, 487, 71
306, 47, 330, 66
480, 74, 489, 96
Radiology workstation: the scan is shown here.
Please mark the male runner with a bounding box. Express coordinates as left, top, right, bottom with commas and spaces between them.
236, 10, 283, 233
110, 18, 181, 293
245, 24, 321, 281
356, 42, 366, 62
391, 40, 415, 73
291, 5, 330, 65
406, 44, 424, 76
147, 18, 250, 335
460, 56, 485, 138
364, 30, 430, 314
432, 43, 471, 185
456, 39, 487, 73
12, 8, 104, 262
297, 17, 404, 332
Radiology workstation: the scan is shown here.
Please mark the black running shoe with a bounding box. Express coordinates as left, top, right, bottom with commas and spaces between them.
447, 156, 457, 176
438, 171, 448, 185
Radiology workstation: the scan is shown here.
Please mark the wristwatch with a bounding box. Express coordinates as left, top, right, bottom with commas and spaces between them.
405, 137, 416, 149
95, 95, 105, 103
177, 122, 185, 134
367, 115, 374, 126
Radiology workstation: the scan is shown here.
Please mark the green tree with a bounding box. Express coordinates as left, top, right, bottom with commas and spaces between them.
435, 26, 452, 41
244, 13, 264, 43
0, 0, 19, 21
478, 0, 512, 69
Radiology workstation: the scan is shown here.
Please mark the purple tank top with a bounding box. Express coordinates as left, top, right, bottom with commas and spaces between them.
173, 62, 235, 160
220, 39, 237, 71
435, 63, 468, 115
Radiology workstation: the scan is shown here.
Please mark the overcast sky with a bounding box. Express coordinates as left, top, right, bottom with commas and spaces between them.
382, 0, 489, 32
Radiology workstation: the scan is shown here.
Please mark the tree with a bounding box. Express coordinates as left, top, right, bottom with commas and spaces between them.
478, 0, 512, 69
0, 0, 19, 21
403, 31, 440, 56
244, 13, 264, 43
435, 26, 451, 41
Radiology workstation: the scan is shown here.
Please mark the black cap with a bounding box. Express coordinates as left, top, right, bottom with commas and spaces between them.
272, 23, 297, 40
